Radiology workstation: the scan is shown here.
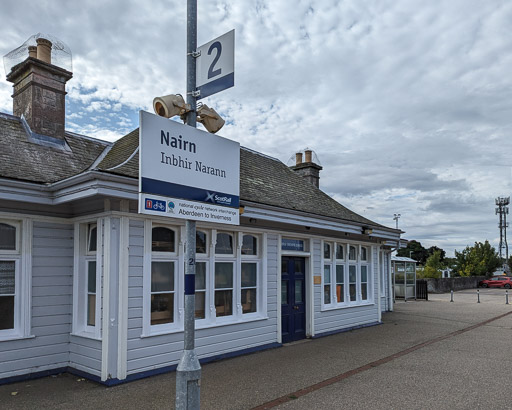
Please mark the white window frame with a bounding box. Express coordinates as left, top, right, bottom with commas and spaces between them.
322, 242, 333, 306
212, 230, 236, 324
239, 233, 261, 318
72, 221, 102, 339
142, 225, 267, 336
321, 240, 374, 311
380, 251, 386, 297
0, 218, 31, 341
143, 221, 181, 337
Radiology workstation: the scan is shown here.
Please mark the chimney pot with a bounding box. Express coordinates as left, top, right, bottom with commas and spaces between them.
28, 46, 37, 59
289, 148, 323, 188
36, 38, 52, 64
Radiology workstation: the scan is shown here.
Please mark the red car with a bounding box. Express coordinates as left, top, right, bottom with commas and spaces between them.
479, 276, 512, 289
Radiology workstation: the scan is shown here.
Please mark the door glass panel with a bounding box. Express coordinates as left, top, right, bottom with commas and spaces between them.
294, 260, 303, 275
281, 280, 288, 304
295, 280, 303, 303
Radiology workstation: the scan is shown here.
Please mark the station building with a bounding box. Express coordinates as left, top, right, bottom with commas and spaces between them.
0, 36, 400, 385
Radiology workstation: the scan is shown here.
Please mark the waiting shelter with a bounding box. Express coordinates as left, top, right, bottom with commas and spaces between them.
391, 256, 417, 300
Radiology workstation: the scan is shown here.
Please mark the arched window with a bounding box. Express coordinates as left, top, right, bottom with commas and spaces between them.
87, 224, 97, 253
196, 230, 207, 254
361, 247, 368, 261
349, 246, 357, 260
0, 223, 16, 251
335, 244, 344, 260
215, 232, 233, 255
152, 227, 175, 252
241, 235, 257, 256
323, 242, 331, 260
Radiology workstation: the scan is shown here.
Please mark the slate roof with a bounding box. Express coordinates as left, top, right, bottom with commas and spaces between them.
0, 114, 109, 184
0, 114, 387, 228
95, 127, 378, 226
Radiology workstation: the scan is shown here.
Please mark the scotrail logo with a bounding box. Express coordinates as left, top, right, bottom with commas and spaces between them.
145, 198, 166, 212
205, 191, 232, 206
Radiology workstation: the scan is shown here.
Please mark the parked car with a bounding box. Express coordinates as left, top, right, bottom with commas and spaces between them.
479, 276, 512, 289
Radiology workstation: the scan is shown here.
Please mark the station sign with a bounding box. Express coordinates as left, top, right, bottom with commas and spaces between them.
196, 30, 234, 99
139, 110, 240, 225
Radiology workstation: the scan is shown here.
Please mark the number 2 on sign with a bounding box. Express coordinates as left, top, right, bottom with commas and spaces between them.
188, 258, 195, 266
207, 41, 222, 79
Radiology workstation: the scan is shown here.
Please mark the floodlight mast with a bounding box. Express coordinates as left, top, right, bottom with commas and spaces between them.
175, 1, 201, 409
495, 197, 510, 267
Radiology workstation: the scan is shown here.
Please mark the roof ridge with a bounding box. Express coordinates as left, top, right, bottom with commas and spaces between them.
240, 146, 282, 163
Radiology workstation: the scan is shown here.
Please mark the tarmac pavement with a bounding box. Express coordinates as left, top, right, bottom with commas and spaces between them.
1, 288, 511, 410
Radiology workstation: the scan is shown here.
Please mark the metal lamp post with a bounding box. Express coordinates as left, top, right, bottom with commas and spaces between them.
175, 1, 201, 408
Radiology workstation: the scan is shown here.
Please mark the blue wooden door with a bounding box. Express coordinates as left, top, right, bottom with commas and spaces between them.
281, 256, 306, 343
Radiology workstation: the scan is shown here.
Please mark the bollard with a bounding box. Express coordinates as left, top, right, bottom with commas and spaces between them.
477, 289, 480, 303
506, 290, 509, 305
450, 290, 454, 302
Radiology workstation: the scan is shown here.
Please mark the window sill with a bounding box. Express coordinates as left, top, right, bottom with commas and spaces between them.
141, 314, 269, 338
320, 301, 375, 312
70, 331, 102, 341
0, 334, 35, 342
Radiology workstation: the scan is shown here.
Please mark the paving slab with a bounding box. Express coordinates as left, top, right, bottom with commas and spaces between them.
1, 288, 510, 410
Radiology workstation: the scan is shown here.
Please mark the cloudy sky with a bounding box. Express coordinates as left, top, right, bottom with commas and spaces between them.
1, 0, 512, 256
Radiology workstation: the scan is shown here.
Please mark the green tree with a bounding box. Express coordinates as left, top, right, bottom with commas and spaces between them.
454, 241, 501, 277
397, 240, 429, 264
427, 246, 446, 262
422, 250, 444, 278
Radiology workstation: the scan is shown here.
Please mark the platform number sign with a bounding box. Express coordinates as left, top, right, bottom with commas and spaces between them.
196, 30, 234, 99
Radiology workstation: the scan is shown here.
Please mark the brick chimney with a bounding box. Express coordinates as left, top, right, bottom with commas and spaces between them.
290, 149, 323, 188
6, 37, 72, 141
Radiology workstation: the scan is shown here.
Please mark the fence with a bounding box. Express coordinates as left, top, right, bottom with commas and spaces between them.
416, 279, 428, 300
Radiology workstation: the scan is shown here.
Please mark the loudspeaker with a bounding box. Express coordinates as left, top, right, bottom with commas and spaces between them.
153, 94, 190, 118
197, 104, 225, 133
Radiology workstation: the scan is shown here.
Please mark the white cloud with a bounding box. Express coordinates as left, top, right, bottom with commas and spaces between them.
1, 0, 512, 256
